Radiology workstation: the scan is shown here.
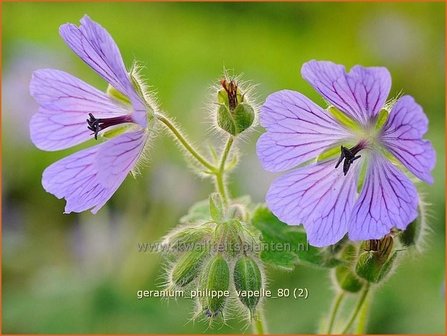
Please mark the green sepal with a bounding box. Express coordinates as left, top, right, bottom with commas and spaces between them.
399, 203, 423, 247
213, 219, 243, 257
162, 224, 214, 254
217, 104, 237, 135
355, 250, 398, 283
333, 244, 364, 293
233, 256, 263, 313
171, 248, 207, 287
198, 254, 230, 317
355, 238, 397, 284
130, 72, 145, 102
217, 88, 228, 106
233, 103, 255, 134
217, 103, 255, 136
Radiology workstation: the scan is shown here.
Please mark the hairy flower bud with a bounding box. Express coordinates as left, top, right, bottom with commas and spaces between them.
399, 202, 425, 248
162, 224, 213, 253
214, 220, 243, 257
216, 78, 255, 136
355, 236, 397, 283
333, 244, 364, 293
198, 254, 230, 318
233, 256, 263, 314
226, 203, 247, 221
170, 248, 207, 287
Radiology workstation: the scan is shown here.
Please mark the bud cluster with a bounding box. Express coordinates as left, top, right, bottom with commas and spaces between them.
161, 193, 265, 324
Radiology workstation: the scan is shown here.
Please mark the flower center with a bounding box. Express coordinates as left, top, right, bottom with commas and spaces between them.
335, 141, 366, 175
87, 113, 133, 140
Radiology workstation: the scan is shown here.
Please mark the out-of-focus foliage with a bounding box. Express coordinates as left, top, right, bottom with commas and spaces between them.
2, 2, 444, 333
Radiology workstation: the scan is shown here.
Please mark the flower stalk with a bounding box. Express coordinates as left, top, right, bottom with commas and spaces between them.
355, 295, 370, 334
252, 311, 267, 335
326, 290, 345, 334
155, 112, 216, 172
156, 112, 237, 206
215, 136, 234, 205
340, 283, 370, 334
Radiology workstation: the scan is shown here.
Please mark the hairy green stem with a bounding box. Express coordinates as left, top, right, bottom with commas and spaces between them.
341, 284, 370, 334
355, 294, 370, 334
326, 290, 345, 334
156, 113, 216, 172
215, 136, 234, 204
252, 311, 267, 335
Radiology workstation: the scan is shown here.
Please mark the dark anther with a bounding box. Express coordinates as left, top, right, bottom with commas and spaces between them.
335, 143, 364, 175
86, 113, 133, 140
220, 78, 238, 111
87, 113, 100, 140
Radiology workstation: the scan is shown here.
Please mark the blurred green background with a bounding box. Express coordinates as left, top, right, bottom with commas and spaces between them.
2, 2, 445, 334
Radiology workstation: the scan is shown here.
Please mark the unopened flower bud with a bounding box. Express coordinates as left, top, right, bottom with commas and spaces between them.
399, 203, 425, 248
162, 225, 213, 253
217, 79, 255, 136
333, 244, 364, 293
214, 220, 243, 257
198, 254, 230, 318
233, 256, 263, 314
226, 203, 247, 221
355, 236, 397, 283
170, 248, 207, 287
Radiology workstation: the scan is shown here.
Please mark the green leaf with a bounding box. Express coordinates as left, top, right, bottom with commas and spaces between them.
180, 199, 211, 224
180, 196, 252, 225
251, 205, 342, 270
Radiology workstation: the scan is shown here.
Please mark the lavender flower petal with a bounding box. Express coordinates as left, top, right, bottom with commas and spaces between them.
42, 130, 148, 214
59, 15, 147, 127
60, 15, 132, 98
381, 95, 435, 183
29, 69, 130, 151
257, 90, 351, 172
348, 154, 418, 241
301, 60, 391, 125
266, 160, 359, 247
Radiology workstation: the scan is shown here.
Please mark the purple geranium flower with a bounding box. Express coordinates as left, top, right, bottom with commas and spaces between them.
257, 60, 435, 247
30, 16, 154, 214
